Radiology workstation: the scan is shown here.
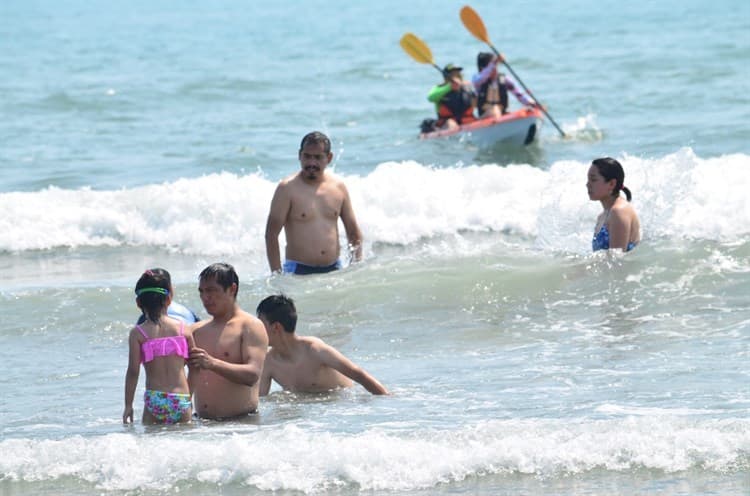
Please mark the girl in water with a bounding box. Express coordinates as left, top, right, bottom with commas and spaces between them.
587, 157, 641, 252
123, 268, 195, 424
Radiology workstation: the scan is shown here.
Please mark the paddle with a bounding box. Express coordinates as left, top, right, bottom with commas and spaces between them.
460, 5, 566, 137
400, 33, 445, 75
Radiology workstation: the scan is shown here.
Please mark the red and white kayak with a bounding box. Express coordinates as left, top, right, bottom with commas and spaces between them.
420, 107, 543, 148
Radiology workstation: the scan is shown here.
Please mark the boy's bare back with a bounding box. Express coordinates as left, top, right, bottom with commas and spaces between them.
264, 336, 353, 393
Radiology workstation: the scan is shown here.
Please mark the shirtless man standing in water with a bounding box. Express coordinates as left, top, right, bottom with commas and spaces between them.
188, 263, 268, 419
265, 131, 363, 275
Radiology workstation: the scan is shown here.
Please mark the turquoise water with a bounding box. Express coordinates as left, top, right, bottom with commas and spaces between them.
1, 1, 749, 495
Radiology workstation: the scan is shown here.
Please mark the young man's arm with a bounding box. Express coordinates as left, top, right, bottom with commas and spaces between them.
317, 343, 389, 395
259, 356, 273, 396
265, 182, 291, 273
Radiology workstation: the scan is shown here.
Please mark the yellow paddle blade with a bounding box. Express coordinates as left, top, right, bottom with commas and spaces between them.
460, 5, 490, 44
400, 33, 434, 65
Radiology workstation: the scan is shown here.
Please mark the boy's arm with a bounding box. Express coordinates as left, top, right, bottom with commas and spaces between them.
317, 343, 390, 395
259, 355, 273, 396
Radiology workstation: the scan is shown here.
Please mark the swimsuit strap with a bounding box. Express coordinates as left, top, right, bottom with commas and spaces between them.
135, 324, 149, 340
598, 208, 612, 233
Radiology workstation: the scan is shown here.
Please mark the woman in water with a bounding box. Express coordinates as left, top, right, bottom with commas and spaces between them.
123, 268, 196, 424
587, 157, 640, 252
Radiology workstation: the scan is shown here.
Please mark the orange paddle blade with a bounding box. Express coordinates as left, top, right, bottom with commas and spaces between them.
400, 33, 434, 65
460, 5, 490, 44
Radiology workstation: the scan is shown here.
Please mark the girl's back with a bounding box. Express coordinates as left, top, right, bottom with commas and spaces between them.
135, 317, 191, 393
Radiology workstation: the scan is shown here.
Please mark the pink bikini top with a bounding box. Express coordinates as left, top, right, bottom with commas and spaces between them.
137, 322, 189, 363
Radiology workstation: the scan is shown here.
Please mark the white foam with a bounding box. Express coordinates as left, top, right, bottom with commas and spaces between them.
0, 417, 747, 492
1, 149, 748, 255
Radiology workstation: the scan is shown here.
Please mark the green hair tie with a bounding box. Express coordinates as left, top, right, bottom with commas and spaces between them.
135, 287, 170, 297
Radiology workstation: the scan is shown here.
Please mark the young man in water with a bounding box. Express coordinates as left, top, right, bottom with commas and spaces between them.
265, 131, 363, 275
256, 294, 389, 396
188, 263, 268, 419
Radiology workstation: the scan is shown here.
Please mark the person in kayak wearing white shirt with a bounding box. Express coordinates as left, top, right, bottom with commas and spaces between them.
472, 52, 535, 119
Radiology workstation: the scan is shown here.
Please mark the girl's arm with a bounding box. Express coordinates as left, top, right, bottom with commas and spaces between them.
123, 328, 141, 423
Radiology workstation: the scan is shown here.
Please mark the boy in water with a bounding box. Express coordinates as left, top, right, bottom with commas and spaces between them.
256, 295, 389, 396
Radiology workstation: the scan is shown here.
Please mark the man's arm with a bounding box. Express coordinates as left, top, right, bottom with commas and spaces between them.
339, 183, 363, 262
317, 343, 389, 395
265, 183, 291, 273
185, 327, 198, 395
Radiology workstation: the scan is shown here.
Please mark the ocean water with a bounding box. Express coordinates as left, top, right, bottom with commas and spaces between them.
1, 0, 749, 495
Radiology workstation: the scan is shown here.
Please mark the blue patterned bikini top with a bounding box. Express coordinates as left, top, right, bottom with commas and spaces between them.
592, 224, 637, 252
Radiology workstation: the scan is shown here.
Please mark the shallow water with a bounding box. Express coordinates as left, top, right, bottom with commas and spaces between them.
1, 0, 749, 494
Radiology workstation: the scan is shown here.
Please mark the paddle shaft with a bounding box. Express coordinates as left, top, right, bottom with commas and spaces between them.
487, 44, 566, 137
400, 33, 446, 76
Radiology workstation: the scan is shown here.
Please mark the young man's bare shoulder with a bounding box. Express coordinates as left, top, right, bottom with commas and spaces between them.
299, 335, 330, 354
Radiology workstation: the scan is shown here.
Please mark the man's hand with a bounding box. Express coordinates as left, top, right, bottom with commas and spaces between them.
189, 347, 216, 370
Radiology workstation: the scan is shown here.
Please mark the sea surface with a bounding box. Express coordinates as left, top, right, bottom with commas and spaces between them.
1, 0, 749, 495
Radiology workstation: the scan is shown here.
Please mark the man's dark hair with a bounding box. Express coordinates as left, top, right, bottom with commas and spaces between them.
199, 262, 239, 298
299, 131, 331, 154
256, 294, 297, 332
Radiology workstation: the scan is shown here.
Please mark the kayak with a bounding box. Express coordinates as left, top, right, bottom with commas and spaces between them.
419, 107, 543, 148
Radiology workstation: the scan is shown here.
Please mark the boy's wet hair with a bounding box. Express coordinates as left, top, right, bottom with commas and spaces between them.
135, 268, 171, 323
256, 294, 298, 333
199, 262, 239, 298
299, 131, 331, 154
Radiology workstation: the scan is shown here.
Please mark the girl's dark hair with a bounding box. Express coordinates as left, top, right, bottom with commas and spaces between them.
592, 157, 632, 201
477, 52, 493, 71
135, 268, 171, 323
199, 262, 239, 299
256, 294, 298, 333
